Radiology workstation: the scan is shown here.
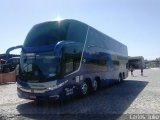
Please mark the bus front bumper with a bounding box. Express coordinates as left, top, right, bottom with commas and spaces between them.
17, 86, 63, 101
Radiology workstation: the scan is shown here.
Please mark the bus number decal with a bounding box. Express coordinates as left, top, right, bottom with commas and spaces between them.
65, 88, 73, 96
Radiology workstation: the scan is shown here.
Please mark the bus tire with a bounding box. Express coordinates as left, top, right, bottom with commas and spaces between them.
93, 80, 98, 92
81, 81, 89, 96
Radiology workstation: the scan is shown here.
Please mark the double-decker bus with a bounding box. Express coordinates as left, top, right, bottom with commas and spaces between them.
17, 19, 128, 100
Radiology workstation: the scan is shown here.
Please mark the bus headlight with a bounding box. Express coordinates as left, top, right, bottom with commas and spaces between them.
47, 85, 57, 90
47, 80, 68, 91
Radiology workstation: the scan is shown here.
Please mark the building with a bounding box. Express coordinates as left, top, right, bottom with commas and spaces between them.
128, 56, 145, 69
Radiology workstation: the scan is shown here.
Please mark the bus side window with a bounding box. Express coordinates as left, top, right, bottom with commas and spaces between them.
61, 46, 73, 75
61, 44, 82, 75
106, 55, 113, 71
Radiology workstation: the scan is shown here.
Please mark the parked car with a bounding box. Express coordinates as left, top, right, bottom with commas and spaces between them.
2, 57, 20, 72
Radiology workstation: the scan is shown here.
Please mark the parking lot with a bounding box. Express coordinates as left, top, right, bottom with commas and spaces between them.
0, 68, 160, 120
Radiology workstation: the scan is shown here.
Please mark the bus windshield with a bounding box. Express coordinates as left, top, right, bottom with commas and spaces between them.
19, 51, 60, 82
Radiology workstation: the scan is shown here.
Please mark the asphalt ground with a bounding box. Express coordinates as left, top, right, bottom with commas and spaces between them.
0, 68, 160, 120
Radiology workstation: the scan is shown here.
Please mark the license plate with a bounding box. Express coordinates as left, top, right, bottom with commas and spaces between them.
29, 96, 36, 99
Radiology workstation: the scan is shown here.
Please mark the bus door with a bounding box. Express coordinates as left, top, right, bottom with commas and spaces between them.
61, 43, 82, 77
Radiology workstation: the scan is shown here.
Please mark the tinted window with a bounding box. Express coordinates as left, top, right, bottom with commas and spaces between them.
87, 28, 105, 48
61, 44, 82, 75
24, 21, 69, 47
87, 27, 128, 56
67, 21, 88, 43
19, 52, 60, 82
86, 47, 108, 66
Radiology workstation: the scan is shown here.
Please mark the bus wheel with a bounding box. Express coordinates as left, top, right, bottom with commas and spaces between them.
93, 80, 98, 92
81, 81, 88, 96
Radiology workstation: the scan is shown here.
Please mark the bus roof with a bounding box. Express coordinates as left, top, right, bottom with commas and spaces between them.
23, 19, 127, 56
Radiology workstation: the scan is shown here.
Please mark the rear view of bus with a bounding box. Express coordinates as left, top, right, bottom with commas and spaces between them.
17, 19, 128, 101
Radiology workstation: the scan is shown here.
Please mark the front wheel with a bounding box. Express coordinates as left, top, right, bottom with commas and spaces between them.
81, 81, 88, 96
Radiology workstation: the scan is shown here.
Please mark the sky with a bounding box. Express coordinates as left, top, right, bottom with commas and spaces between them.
0, 0, 160, 60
